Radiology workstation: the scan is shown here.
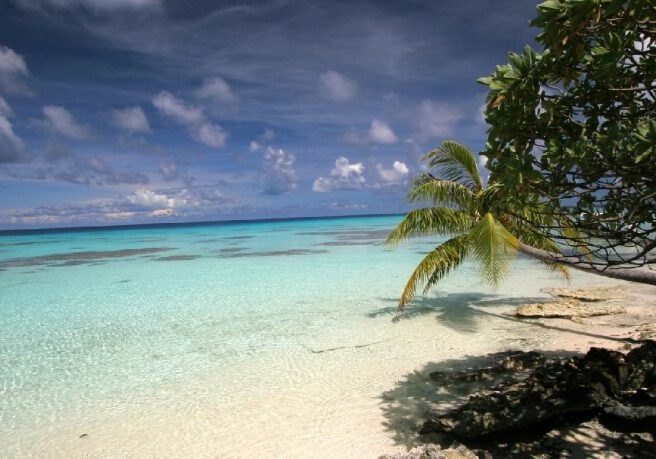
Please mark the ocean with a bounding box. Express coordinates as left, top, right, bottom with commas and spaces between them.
0, 214, 609, 457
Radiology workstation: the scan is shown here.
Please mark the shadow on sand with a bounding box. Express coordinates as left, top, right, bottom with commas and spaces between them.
373, 293, 652, 456
378, 350, 654, 457
377, 350, 575, 449
368, 291, 638, 342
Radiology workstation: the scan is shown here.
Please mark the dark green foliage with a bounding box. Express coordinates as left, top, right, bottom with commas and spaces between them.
479, 0, 656, 267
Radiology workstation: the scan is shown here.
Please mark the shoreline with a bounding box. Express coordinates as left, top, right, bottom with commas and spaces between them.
7, 278, 655, 458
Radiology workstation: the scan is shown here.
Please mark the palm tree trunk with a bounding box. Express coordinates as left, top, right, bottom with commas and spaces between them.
518, 243, 656, 286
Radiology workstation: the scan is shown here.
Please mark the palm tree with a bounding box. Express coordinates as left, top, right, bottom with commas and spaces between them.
386, 141, 571, 310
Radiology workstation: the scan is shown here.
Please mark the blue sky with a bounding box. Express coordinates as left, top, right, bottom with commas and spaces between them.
0, 0, 538, 229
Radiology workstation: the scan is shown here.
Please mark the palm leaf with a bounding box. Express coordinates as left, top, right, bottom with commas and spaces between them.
398, 234, 470, 309
385, 207, 473, 246
468, 213, 520, 287
408, 174, 477, 212
424, 141, 483, 191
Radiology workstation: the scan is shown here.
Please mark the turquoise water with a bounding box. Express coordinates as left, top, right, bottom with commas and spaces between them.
0, 214, 605, 457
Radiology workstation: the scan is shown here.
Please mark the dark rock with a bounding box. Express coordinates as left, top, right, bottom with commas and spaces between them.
626, 340, 656, 388
421, 342, 656, 439
629, 387, 656, 406
601, 404, 656, 432
429, 351, 545, 386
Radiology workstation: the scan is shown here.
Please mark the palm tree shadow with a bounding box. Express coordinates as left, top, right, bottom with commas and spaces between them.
368, 292, 549, 334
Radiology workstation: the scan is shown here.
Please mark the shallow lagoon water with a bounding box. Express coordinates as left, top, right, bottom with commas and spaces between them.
0, 215, 614, 457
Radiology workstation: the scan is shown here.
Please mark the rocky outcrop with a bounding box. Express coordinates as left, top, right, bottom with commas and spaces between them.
515, 299, 625, 318
542, 287, 617, 302
421, 342, 656, 438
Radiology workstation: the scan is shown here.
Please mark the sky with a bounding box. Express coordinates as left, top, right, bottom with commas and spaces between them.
0, 0, 539, 230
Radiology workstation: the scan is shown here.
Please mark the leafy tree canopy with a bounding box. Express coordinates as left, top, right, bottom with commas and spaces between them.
479, 0, 656, 269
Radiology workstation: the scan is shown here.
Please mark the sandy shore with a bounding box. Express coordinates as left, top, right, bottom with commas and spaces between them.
8, 279, 656, 458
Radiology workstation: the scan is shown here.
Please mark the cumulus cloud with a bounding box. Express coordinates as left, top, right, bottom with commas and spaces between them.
313, 156, 365, 192
42, 105, 91, 140
376, 160, 409, 185
191, 121, 226, 148
152, 91, 204, 125
0, 96, 14, 117
0, 114, 26, 163
416, 100, 464, 138
249, 140, 261, 152
0, 96, 27, 163
110, 105, 151, 133
319, 70, 357, 102
246, 129, 275, 152
368, 119, 398, 144
152, 90, 227, 148
6, 184, 232, 226
345, 119, 399, 145
263, 147, 298, 195
126, 188, 181, 209
0, 45, 31, 95
196, 77, 239, 104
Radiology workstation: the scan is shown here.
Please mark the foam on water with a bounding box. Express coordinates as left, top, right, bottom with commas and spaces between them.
0, 215, 617, 457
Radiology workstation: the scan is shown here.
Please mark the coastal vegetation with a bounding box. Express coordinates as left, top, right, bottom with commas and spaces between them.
385, 141, 571, 309
389, 0, 656, 308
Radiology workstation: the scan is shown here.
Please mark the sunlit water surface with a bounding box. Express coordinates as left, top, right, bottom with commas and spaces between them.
0, 215, 616, 457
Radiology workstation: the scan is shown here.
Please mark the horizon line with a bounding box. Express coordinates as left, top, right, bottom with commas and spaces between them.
0, 212, 406, 236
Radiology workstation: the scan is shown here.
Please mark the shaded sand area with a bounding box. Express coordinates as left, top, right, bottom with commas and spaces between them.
8, 279, 655, 458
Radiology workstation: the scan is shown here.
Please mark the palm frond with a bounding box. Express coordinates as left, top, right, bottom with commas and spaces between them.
408, 174, 477, 212
424, 141, 483, 191
398, 234, 470, 310
385, 207, 473, 246
469, 213, 520, 287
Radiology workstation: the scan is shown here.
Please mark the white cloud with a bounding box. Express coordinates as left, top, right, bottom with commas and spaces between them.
313, 156, 366, 192
196, 77, 239, 104
416, 100, 464, 138
192, 122, 227, 148
42, 105, 91, 140
110, 106, 151, 133
318, 70, 358, 102
6, 185, 233, 226
152, 90, 227, 148
126, 188, 182, 209
345, 119, 399, 145
0, 96, 14, 117
152, 91, 204, 125
263, 147, 298, 194
368, 119, 398, 144
0, 114, 26, 163
376, 160, 409, 185
478, 154, 488, 167
249, 140, 261, 152
0, 45, 31, 95
263, 128, 275, 140
477, 101, 487, 124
